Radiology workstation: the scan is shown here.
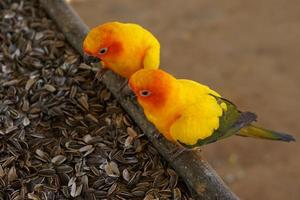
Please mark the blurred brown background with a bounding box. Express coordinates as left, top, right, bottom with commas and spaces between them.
69, 0, 300, 199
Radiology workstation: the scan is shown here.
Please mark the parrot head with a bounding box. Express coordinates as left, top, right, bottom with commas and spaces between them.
129, 69, 177, 109
83, 22, 124, 66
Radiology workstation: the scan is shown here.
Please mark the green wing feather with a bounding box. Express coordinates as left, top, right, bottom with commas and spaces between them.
181, 96, 257, 148
181, 95, 295, 148
238, 125, 295, 142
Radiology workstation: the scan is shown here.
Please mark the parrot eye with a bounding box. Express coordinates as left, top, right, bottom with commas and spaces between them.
139, 90, 151, 97
99, 47, 108, 55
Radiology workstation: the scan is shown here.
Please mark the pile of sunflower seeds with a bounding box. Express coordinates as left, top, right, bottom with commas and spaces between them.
0, 0, 193, 199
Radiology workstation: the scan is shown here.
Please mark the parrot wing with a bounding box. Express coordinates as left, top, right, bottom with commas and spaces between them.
171, 95, 257, 148
215, 97, 295, 143
143, 43, 160, 69
238, 124, 295, 142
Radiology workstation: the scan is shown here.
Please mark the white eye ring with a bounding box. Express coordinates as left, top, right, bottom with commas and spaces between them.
99, 47, 108, 55
139, 90, 151, 97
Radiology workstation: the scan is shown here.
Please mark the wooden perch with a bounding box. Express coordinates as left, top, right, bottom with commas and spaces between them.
39, 0, 239, 199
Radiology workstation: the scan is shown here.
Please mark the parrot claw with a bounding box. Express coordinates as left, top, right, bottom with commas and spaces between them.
93, 68, 108, 82
152, 130, 162, 140
154, 132, 162, 140
118, 79, 137, 100
118, 79, 129, 93
123, 92, 137, 102
169, 146, 193, 161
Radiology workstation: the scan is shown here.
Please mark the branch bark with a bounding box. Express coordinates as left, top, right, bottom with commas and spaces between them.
39, 0, 239, 199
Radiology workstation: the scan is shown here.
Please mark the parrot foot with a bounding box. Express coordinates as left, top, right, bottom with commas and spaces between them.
169, 146, 192, 161
152, 129, 162, 140
93, 68, 108, 82
124, 92, 138, 103
118, 79, 137, 100
118, 79, 129, 93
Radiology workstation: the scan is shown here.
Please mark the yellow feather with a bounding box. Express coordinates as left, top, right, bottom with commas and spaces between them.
129, 69, 226, 145
130, 69, 295, 146
169, 80, 225, 145
83, 22, 160, 78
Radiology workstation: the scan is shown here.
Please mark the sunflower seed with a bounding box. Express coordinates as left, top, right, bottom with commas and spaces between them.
104, 161, 120, 177
51, 155, 67, 165
38, 168, 56, 177
8, 166, 18, 182
0, 0, 192, 198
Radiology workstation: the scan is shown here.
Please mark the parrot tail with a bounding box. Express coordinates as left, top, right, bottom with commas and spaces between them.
237, 125, 295, 142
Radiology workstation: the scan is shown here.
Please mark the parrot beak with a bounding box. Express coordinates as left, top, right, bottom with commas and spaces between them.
83, 54, 101, 64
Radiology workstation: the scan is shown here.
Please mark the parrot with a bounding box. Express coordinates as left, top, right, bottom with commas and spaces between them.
128, 69, 295, 148
82, 21, 160, 78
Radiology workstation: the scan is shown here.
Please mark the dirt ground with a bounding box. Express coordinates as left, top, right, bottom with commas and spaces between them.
69, 0, 300, 199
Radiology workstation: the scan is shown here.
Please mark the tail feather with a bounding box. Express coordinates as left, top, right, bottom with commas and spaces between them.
238, 125, 295, 142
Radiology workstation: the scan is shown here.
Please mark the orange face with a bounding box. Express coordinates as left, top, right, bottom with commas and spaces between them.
82, 24, 123, 64
129, 69, 177, 109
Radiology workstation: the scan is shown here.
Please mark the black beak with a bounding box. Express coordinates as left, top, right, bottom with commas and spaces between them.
83, 54, 101, 64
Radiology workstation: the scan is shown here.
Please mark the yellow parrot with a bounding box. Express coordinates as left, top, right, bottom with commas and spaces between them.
129, 69, 295, 147
83, 22, 160, 78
